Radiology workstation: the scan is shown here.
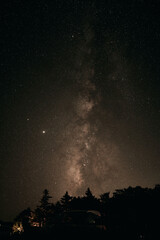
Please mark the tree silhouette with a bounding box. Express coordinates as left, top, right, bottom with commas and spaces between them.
14, 207, 31, 231
60, 191, 72, 211
85, 187, 94, 199
34, 189, 52, 227
100, 192, 110, 204
11, 184, 160, 239
40, 189, 52, 209
82, 188, 100, 210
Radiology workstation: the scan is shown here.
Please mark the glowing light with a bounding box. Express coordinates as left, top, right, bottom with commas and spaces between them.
12, 222, 24, 233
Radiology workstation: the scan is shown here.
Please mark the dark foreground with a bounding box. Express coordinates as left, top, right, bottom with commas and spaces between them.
1, 226, 159, 240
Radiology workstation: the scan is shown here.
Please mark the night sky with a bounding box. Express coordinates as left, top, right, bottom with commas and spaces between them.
1, 0, 160, 221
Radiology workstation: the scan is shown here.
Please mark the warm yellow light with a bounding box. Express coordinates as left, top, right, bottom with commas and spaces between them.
12, 222, 24, 233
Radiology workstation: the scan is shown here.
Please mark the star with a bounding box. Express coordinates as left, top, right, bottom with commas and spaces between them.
42, 130, 46, 134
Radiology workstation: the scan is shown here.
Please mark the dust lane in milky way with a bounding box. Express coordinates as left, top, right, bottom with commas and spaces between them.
57, 21, 129, 196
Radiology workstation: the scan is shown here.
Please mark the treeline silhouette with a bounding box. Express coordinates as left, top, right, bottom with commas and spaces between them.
12, 185, 160, 239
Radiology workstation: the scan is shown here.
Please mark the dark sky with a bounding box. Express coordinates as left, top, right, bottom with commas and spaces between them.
1, 0, 160, 221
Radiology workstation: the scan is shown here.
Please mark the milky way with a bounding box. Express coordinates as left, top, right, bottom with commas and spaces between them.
56, 22, 126, 197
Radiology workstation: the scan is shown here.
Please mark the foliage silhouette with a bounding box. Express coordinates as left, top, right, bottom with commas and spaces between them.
34, 189, 52, 227
85, 187, 94, 198
12, 185, 160, 239
60, 191, 72, 211
14, 208, 31, 231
